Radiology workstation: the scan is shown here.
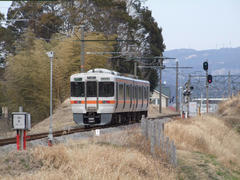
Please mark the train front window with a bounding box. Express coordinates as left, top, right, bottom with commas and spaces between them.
87, 81, 97, 97
99, 82, 114, 97
71, 82, 84, 97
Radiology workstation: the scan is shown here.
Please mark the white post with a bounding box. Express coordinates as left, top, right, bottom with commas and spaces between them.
47, 51, 54, 146
165, 136, 169, 160
141, 115, 146, 137
157, 121, 162, 147
150, 121, 156, 156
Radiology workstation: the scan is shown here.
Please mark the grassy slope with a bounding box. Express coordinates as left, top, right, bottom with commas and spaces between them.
165, 115, 240, 179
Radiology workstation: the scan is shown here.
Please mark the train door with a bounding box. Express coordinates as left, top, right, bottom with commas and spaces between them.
119, 83, 124, 110
130, 84, 132, 110
135, 85, 138, 109
116, 82, 118, 110
85, 81, 99, 112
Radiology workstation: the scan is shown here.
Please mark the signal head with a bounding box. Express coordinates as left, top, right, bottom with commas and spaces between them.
203, 61, 208, 71
207, 74, 212, 83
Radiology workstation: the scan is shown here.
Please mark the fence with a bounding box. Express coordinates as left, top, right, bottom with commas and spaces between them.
141, 116, 177, 167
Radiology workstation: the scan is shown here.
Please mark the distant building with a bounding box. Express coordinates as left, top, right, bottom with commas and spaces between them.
150, 85, 171, 108
192, 98, 227, 114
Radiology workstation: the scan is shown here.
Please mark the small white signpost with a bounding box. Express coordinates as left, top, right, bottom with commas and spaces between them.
95, 129, 100, 136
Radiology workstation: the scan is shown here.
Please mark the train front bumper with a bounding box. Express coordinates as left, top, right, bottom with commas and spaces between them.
73, 113, 112, 125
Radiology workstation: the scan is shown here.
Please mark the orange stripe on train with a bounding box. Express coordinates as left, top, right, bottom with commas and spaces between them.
71, 100, 116, 104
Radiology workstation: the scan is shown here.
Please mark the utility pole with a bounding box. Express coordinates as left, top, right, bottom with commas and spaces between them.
176, 59, 179, 112
136, 56, 178, 113
134, 62, 137, 77
206, 69, 209, 113
80, 25, 85, 72
187, 74, 191, 117
159, 59, 163, 113
129, 45, 138, 77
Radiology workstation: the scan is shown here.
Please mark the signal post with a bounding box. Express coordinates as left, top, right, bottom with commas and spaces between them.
203, 61, 212, 113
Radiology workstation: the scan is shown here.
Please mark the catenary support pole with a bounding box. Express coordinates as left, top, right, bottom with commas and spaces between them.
159, 59, 163, 113
134, 61, 137, 77
187, 75, 191, 117
80, 25, 85, 72
176, 60, 179, 112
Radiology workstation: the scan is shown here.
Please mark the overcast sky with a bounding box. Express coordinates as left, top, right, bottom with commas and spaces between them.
145, 0, 240, 50
1, 1, 240, 50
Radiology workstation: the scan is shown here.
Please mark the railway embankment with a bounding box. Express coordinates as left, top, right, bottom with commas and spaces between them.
0, 96, 240, 179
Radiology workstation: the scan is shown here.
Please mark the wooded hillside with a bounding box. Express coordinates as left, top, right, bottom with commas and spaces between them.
0, 0, 165, 123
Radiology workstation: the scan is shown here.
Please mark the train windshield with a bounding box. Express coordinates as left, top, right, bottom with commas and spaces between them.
99, 82, 114, 97
71, 81, 114, 97
71, 82, 84, 97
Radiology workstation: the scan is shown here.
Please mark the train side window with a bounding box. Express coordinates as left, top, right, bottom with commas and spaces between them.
138, 86, 142, 100
126, 85, 130, 99
119, 84, 124, 99
144, 87, 147, 99
143, 87, 145, 100
124, 83, 126, 107
130, 85, 132, 106
147, 86, 149, 105
135, 86, 138, 100
116, 82, 118, 107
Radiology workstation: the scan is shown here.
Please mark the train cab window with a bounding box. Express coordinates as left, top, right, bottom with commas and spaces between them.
99, 82, 114, 97
87, 81, 97, 97
71, 82, 85, 97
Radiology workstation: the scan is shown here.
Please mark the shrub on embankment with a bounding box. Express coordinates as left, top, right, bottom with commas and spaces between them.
218, 93, 240, 133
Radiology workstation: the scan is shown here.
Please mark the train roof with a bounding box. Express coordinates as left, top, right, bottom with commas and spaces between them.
70, 68, 149, 84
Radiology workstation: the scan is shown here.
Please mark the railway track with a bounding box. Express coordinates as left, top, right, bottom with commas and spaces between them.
0, 113, 179, 147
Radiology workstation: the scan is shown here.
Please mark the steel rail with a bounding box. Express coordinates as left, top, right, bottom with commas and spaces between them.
0, 114, 180, 147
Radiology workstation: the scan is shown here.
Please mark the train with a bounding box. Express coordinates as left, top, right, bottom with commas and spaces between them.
70, 68, 150, 126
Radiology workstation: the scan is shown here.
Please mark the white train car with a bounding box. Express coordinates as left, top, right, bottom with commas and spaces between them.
70, 68, 150, 126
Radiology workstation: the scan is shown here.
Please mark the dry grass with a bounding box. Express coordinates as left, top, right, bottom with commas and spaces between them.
0, 127, 176, 180
165, 115, 240, 168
